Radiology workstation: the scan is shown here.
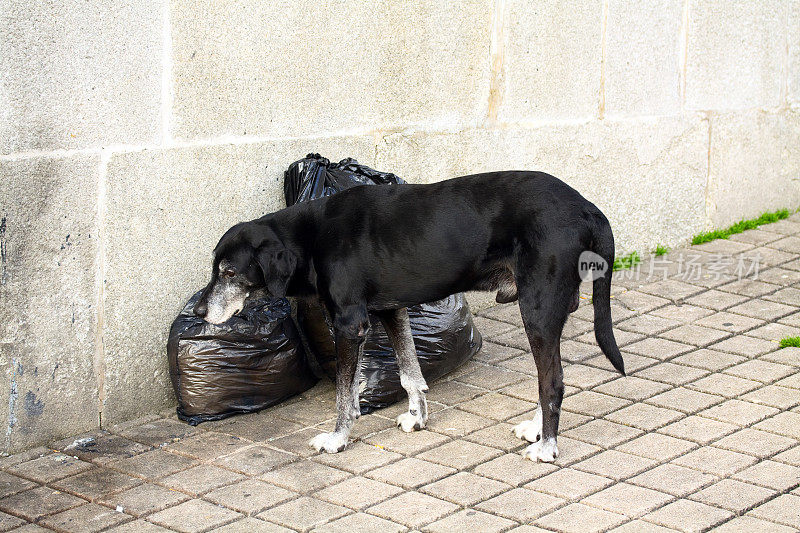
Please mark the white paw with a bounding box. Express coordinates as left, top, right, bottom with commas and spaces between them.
396, 411, 425, 432
308, 432, 348, 454
512, 405, 543, 442
522, 439, 559, 463
512, 420, 542, 443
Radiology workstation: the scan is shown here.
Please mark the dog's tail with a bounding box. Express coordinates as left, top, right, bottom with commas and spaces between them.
590, 213, 626, 376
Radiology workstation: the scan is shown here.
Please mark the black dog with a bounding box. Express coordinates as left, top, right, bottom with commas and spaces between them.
194, 171, 624, 462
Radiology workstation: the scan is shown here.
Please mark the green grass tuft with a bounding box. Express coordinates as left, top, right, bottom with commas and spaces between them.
692, 208, 790, 245
779, 336, 800, 348
654, 244, 670, 256
613, 251, 641, 271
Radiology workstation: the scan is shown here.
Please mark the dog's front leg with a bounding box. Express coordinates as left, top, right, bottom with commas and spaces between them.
377, 308, 428, 432
309, 307, 368, 454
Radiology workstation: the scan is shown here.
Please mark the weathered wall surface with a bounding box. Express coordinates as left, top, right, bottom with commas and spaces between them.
2, 0, 799, 452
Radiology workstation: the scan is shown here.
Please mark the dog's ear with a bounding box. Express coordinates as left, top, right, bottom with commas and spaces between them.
255, 247, 297, 297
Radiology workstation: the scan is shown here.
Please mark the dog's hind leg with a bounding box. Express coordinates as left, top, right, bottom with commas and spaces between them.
377, 308, 429, 432
511, 257, 575, 463
309, 304, 369, 453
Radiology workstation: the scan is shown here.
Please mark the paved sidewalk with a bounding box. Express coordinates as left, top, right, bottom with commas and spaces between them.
2, 216, 800, 532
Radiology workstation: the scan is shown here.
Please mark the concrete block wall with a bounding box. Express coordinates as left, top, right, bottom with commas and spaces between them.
1, 0, 798, 452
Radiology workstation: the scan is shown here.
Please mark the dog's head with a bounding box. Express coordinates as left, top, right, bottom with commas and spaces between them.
193, 221, 297, 324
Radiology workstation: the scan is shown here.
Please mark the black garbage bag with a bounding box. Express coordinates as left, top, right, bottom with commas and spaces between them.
168, 290, 318, 425
285, 153, 482, 412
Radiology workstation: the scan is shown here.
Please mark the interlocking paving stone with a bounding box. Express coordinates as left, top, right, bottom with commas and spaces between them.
672, 446, 758, 476
724, 359, 795, 382
527, 467, 613, 500
146, 499, 242, 532
314, 476, 403, 510
563, 364, 621, 389
0, 510, 25, 531
536, 502, 627, 533
632, 361, 710, 385
689, 478, 775, 513
0, 471, 36, 498
646, 387, 725, 413
593, 376, 671, 402
573, 450, 658, 481
628, 463, 717, 497
163, 431, 251, 460
210, 517, 294, 533
205, 479, 296, 515
100, 483, 190, 517
7, 453, 93, 484
425, 408, 494, 437
563, 391, 632, 417
687, 373, 762, 398
416, 439, 503, 470
0, 485, 86, 521
671, 348, 745, 371
257, 496, 349, 530
711, 515, 797, 533
643, 499, 733, 531
158, 465, 245, 497
622, 337, 695, 360
614, 433, 697, 462
659, 324, 731, 347
749, 493, 800, 528
426, 380, 486, 405
754, 410, 800, 439
311, 442, 402, 475
364, 457, 455, 490
613, 291, 671, 314
717, 278, 780, 298
475, 487, 563, 522
363, 427, 450, 456
743, 384, 800, 409
583, 482, 673, 518
650, 303, 715, 323
617, 314, 682, 335
694, 310, 765, 333
472, 453, 558, 486
425, 508, 517, 532
211, 414, 304, 443
698, 399, 779, 426
313, 512, 404, 533
366, 491, 458, 528
456, 392, 536, 420
38, 502, 132, 532
605, 403, 684, 431
116, 418, 197, 448
563, 419, 643, 447
260, 460, 351, 494
747, 321, 800, 341
108, 449, 198, 480
265, 428, 331, 458
757, 266, 800, 284
212, 445, 295, 476
727, 299, 796, 321
500, 378, 540, 403
51, 467, 142, 501
457, 365, 528, 390
732, 460, 800, 491
422, 472, 511, 506
660, 415, 738, 445
764, 286, 800, 307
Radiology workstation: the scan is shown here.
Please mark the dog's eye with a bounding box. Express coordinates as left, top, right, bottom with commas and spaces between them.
223, 269, 236, 278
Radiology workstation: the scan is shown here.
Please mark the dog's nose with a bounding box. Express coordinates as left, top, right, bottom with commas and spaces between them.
193, 301, 208, 318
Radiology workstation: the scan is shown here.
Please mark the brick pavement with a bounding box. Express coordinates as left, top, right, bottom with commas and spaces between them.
2, 215, 800, 532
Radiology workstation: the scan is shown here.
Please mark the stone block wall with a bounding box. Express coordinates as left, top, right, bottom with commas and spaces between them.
1, 0, 799, 452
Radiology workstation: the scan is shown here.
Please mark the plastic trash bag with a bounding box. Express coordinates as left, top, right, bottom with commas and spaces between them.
168, 290, 318, 425
285, 153, 482, 412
